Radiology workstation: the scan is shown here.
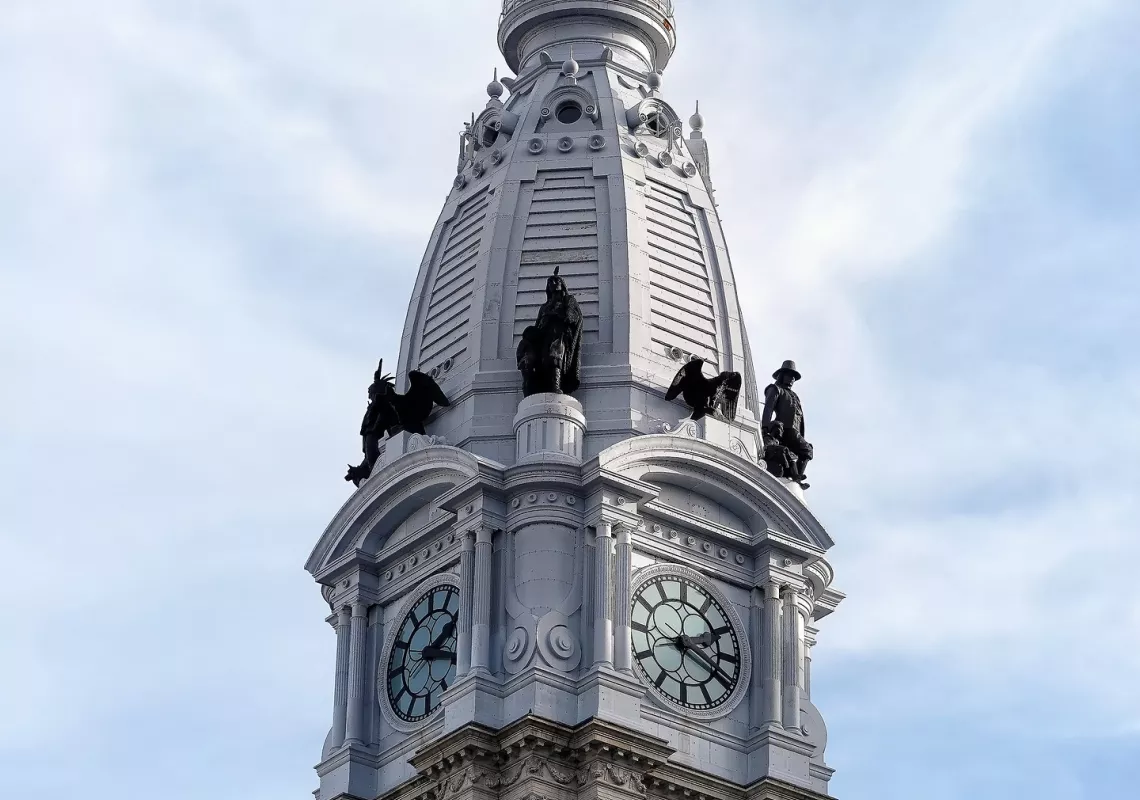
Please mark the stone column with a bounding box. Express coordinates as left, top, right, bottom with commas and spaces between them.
331, 606, 351, 749
782, 589, 804, 732
457, 531, 475, 677
749, 587, 764, 728
593, 522, 615, 667
761, 581, 783, 726
345, 602, 369, 745
613, 525, 633, 672
471, 527, 494, 674
804, 625, 818, 700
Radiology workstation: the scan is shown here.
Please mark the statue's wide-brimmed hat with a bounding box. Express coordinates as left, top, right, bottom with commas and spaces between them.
773, 360, 802, 380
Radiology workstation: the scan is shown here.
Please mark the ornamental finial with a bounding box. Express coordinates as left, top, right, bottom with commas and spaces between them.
690, 100, 704, 132
562, 45, 580, 79
487, 67, 505, 99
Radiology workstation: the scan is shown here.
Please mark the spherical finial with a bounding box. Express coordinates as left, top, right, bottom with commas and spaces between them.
562, 46, 579, 79
646, 70, 663, 91
689, 101, 704, 132
487, 68, 504, 99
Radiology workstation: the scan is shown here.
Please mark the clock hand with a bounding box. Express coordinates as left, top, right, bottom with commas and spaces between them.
407, 657, 429, 685
679, 635, 733, 685
421, 645, 457, 662
428, 621, 456, 650
689, 630, 714, 648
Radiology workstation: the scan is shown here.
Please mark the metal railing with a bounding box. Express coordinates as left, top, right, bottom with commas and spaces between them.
501, 0, 675, 18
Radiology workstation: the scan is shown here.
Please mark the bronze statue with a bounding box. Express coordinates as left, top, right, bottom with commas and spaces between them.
762, 421, 799, 481
345, 360, 450, 486
516, 267, 583, 396
665, 358, 743, 421
761, 360, 812, 486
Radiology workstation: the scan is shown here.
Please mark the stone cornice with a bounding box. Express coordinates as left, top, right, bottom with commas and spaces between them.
402, 717, 675, 800
380, 719, 834, 800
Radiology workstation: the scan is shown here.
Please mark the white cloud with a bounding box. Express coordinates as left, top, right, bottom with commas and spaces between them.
1, 0, 1137, 797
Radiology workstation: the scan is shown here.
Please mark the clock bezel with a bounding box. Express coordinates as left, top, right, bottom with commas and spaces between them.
377, 572, 461, 733
628, 563, 752, 721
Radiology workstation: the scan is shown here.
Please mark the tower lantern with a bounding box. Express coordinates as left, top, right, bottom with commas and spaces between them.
306, 4, 843, 800
498, 0, 678, 74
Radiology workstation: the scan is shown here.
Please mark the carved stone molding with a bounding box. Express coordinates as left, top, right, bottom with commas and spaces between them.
576, 762, 646, 795
390, 713, 837, 800
406, 717, 673, 800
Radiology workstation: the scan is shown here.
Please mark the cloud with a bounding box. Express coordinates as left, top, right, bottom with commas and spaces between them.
1, 1, 1137, 799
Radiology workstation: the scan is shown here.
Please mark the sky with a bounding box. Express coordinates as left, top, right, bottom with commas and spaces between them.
1, 1, 1138, 799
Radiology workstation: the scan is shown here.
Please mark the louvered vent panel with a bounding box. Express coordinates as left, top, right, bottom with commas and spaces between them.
514, 170, 601, 344
419, 192, 490, 367
644, 179, 719, 363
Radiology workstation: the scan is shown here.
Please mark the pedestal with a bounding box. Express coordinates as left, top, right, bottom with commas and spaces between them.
513, 393, 587, 466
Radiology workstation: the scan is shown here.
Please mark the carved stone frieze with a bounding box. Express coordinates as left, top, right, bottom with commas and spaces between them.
576, 762, 646, 795
404, 718, 672, 800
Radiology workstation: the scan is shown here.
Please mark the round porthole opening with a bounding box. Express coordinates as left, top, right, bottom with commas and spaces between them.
644, 111, 667, 136
556, 102, 583, 124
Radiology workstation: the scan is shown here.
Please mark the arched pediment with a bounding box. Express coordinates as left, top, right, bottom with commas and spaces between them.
304, 447, 484, 577
596, 435, 834, 551
625, 97, 683, 139
536, 84, 601, 132
650, 478, 749, 534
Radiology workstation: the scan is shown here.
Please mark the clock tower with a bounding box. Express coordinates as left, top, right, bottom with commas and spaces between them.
305, 3, 844, 800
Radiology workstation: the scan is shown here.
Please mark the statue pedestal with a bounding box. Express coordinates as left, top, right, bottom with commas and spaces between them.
513, 393, 586, 466
778, 477, 806, 502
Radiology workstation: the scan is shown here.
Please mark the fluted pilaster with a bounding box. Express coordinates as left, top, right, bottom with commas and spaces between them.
593, 522, 615, 667
782, 589, 805, 732
345, 603, 369, 744
471, 527, 494, 673
613, 525, 633, 672
750, 587, 764, 728
330, 606, 351, 749
457, 532, 475, 677
762, 582, 782, 726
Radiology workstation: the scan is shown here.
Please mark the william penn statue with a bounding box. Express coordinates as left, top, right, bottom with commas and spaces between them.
516, 267, 584, 397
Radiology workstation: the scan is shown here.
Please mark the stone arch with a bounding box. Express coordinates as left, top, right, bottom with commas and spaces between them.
304, 447, 483, 576
535, 84, 602, 132
597, 435, 834, 550
625, 97, 683, 139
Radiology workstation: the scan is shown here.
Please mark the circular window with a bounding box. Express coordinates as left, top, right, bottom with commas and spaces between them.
556, 102, 583, 124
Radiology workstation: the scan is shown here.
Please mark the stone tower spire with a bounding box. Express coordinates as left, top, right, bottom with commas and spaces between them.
307, 5, 843, 800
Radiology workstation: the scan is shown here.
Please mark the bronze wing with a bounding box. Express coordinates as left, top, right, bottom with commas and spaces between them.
714, 371, 743, 422
665, 363, 688, 402
407, 371, 451, 410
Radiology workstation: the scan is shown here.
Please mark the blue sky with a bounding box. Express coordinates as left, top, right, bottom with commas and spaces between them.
1, 1, 1138, 799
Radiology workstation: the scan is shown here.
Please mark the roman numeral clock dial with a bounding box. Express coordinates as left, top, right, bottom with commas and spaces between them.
384, 584, 459, 723
630, 572, 743, 712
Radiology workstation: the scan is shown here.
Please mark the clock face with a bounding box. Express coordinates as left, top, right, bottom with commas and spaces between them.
631, 573, 742, 711
385, 584, 459, 723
